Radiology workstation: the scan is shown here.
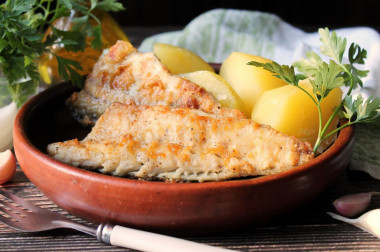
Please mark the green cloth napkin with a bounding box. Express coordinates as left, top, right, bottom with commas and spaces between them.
139, 9, 305, 63
139, 9, 380, 180
351, 125, 380, 179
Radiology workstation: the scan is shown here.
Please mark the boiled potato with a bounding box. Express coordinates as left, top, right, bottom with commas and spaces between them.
251, 79, 343, 151
153, 43, 214, 74
219, 52, 287, 116
180, 71, 244, 111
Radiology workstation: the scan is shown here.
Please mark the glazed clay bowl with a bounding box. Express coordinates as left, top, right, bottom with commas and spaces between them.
13, 82, 355, 235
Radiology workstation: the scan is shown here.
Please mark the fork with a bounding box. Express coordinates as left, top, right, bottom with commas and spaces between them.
0, 189, 232, 252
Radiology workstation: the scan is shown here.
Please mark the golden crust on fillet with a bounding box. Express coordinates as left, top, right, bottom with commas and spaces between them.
47, 103, 314, 182
66, 40, 244, 125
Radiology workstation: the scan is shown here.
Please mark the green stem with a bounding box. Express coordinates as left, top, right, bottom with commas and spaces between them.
297, 84, 319, 106
35, 0, 51, 34
292, 81, 323, 154
50, 2, 62, 23
318, 99, 343, 141
11, 83, 20, 106
88, 13, 101, 25
43, 1, 51, 21
312, 103, 324, 154
321, 121, 354, 141
313, 66, 354, 154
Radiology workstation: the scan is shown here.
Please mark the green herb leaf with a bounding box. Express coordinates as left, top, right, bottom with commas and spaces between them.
0, 0, 125, 107
311, 60, 345, 100
90, 25, 103, 50
293, 51, 324, 76
96, 0, 126, 12
58, 0, 74, 10
341, 94, 380, 125
341, 43, 369, 89
247, 61, 301, 86
51, 26, 87, 52
55, 54, 84, 88
319, 27, 347, 63
349, 43, 367, 65
6, 0, 32, 12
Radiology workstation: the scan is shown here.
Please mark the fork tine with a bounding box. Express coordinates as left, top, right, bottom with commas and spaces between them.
0, 209, 38, 232
0, 189, 98, 235
0, 189, 42, 212
0, 213, 26, 231
0, 203, 27, 221
0, 195, 30, 214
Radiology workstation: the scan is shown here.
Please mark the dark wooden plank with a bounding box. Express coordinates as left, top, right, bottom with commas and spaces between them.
2, 220, 380, 251
1, 167, 380, 251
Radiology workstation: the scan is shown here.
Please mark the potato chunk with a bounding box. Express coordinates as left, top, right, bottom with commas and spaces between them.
153, 43, 214, 74
219, 52, 287, 116
251, 80, 343, 151
179, 71, 245, 111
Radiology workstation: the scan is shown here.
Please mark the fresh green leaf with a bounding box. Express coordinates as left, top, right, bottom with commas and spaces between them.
0, 39, 8, 52
341, 94, 380, 125
351, 66, 369, 89
341, 43, 369, 89
49, 5, 71, 23
247, 61, 301, 86
58, 0, 74, 10
51, 26, 87, 51
90, 25, 103, 50
72, 15, 90, 27
24, 55, 33, 66
349, 43, 367, 65
319, 27, 347, 63
96, 0, 126, 12
2, 56, 26, 83
293, 51, 324, 76
311, 60, 345, 100
5, 0, 33, 13
1, 0, 125, 107
55, 54, 84, 88
340, 95, 356, 119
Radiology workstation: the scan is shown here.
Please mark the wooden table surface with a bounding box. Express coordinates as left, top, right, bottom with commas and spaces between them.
1, 26, 380, 251
1, 162, 380, 251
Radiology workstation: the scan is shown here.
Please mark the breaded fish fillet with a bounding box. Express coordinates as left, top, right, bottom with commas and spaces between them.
47, 103, 314, 182
67, 40, 244, 125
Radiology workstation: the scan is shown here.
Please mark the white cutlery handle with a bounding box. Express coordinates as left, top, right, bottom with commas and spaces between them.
97, 224, 234, 252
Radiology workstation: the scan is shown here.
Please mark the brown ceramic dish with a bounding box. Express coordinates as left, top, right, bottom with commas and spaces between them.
13, 81, 355, 236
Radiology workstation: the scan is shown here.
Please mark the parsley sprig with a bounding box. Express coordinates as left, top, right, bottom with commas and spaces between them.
0, 0, 125, 107
248, 28, 380, 155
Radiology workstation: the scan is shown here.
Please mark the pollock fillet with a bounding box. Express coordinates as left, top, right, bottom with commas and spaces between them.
66, 40, 244, 126
47, 103, 314, 182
